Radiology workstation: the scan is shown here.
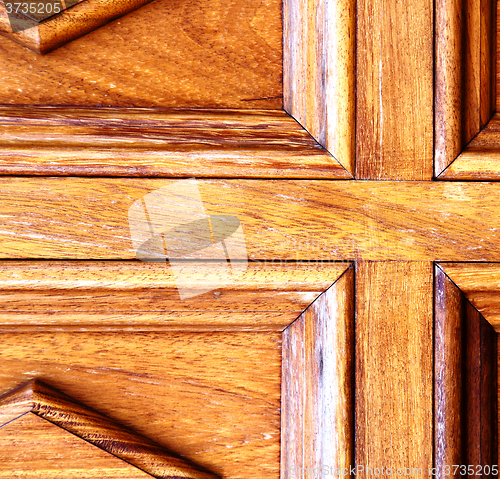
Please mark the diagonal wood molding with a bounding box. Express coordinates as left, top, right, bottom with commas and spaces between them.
0, 379, 220, 479
437, 263, 500, 332
0, 0, 154, 54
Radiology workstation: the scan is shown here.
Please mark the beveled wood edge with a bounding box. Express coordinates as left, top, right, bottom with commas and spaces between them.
0, 107, 351, 179
0, 0, 154, 55
283, 0, 355, 176
434, 0, 496, 177
434, 265, 498, 471
437, 115, 500, 180
0, 260, 353, 331
281, 265, 354, 477
0, 379, 219, 479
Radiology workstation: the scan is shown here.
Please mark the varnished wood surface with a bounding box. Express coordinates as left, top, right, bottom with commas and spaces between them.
0, 0, 282, 109
435, 0, 496, 176
0, 0, 154, 55
435, 267, 497, 472
281, 267, 353, 477
5, 179, 500, 261
438, 263, 500, 332
0, 260, 349, 331
284, 0, 355, 174
439, 114, 500, 180
0, 331, 282, 478
0, 413, 154, 478
355, 0, 433, 180
355, 262, 433, 475
0, 379, 218, 478
0, 107, 348, 178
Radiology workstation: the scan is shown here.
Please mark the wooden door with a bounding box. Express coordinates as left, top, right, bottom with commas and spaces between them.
0, 0, 497, 477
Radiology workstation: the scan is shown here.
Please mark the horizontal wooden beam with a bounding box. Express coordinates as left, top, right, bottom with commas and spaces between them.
3, 179, 500, 261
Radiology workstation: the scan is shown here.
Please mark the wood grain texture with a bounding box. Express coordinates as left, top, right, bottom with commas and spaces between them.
281, 266, 353, 477
0, 260, 349, 331
435, 0, 496, 176
6, 179, 500, 261
0, 331, 282, 479
356, 0, 433, 180
0, 413, 154, 478
438, 114, 500, 180
0, 0, 154, 55
0, 107, 348, 178
283, 0, 355, 175
356, 262, 432, 475
438, 263, 500, 332
0, 379, 218, 479
0, 0, 282, 109
434, 267, 497, 474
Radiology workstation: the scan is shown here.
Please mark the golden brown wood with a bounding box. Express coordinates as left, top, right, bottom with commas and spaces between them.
283, 0, 355, 175
0, 0, 282, 109
0, 379, 218, 479
0, 414, 154, 478
355, 0, 433, 180
0, 330, 282, 478
0, 260, 349, 331
355, 262, 432, 475
434, 266, 497, 474
435, 0, 496, 176
437, 263, 500, 332
438, 114, 500, 180
0, 0, 154, 55
281, 266, 353, 477
5, 179, 500, 261
0, 107, 348, 178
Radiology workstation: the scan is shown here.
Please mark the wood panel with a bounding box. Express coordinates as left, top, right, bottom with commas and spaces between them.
434, 267, 497, 474
283, 0, 355, 175
0, 0, 154, 55
438, 114, 500, 180
0, 107, 348, 178
0, 260, 349, 331
0, 379, 217, 479
0, 414, 154, 478
0, 0, 282, 109
0, 330, 282, 479
356, 0, 433, 180
6, 179, 500, 261
355, 262, 433, 475
281, 266, 353, 477
435, 0, 496, 176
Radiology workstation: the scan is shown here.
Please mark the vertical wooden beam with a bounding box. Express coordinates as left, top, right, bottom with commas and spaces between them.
356, 0, 433, 180
356, 262, 433, 475
283, 0, 356, 175
281, 266, 354, 477
435, 267, 497, 475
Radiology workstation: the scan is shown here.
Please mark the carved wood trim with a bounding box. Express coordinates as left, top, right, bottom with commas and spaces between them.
281, 266, 354, 477
434, 265, 498, 473
284, 0, 356, 175
435, 0, 496, 178
0, 0, 154, 54
0, 379, 220, 478
0, 260, 350, 331
0, 107, 350, 178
